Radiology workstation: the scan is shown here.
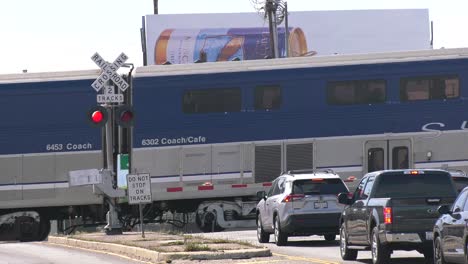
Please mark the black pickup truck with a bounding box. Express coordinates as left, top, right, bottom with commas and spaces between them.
338, 169, 457, 264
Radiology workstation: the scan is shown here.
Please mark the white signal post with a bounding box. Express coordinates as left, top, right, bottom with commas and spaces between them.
90, 52, 130, 235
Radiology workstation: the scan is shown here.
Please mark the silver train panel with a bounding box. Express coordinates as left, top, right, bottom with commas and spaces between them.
0, 155, 22, 201
133, 143, 255, 192
0, 151, 103, 209
3, 130, 468, 207
22, 155, 56, 200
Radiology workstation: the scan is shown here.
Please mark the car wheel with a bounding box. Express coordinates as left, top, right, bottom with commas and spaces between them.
324, 234, 336, 241
422, 247, 434, 262
434, 237, 447, 264
465, 240, 468, 264
274, 216, 287, 246
256, 215, 270, 243
340, 223, 358, 260
371, 226, 390, 264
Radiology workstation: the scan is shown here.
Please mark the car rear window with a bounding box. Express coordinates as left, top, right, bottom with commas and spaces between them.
373, 172, 457, 198
292, 178, 348, 195
452, 177, 468, 193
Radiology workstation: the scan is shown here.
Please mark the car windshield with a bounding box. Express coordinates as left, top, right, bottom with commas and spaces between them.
452, 177, 468, 193
373, 172, 456, 198
292, 178, 348, 195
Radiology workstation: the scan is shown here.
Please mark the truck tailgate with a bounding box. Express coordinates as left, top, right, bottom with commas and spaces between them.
390, 197, 455, 232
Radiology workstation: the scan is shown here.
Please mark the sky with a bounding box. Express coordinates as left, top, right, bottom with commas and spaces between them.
1, 0, 467, 74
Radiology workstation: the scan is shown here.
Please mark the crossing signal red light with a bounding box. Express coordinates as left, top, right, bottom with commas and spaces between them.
87, 106, 108, 127
115, 106, 135, 127
91, 110, 104, 123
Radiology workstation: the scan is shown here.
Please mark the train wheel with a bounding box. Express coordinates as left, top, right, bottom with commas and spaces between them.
37, 216, 51, 241
195, 212, 224, 232
16, 216, 40, 242
16, 215, 50, 242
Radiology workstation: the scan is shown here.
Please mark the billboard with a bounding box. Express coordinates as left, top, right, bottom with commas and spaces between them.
144, 9, 431, 65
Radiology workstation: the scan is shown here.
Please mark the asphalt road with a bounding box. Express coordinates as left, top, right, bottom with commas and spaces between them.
0, 241, 142, 264
192, 229, 432, 264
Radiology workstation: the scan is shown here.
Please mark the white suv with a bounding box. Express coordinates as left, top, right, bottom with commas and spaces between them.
256, 169, 348, 246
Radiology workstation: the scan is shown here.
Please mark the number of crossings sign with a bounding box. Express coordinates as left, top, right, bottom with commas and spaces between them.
97, 83, 124, 103
91, 52, 129, 92
127, 173, 152, 204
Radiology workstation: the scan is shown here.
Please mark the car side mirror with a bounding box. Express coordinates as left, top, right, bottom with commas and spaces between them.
338, 192, 353, 205
437, 204, 452, 215
257, 191, 267, 200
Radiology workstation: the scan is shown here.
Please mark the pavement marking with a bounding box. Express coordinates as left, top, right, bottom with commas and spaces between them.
45, 242, 154, 264
238, 260, 284, 264
273, 252, 340, 264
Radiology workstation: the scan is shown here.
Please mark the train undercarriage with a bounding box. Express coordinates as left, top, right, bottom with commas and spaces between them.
0, 196, 259, 241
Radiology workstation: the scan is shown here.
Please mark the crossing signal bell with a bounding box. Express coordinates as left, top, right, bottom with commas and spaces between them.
115, 106, 135, 128
87, 106, 108, 127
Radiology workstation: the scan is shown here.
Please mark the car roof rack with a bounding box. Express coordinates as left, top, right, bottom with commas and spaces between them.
285, 169, 336, 176
447, 169, 467, 177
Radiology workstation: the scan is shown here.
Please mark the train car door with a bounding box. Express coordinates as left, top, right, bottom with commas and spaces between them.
365, 139, 412, 173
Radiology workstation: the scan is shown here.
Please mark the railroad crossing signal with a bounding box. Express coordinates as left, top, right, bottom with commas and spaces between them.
86, 105, 109, 127
91, 52, 129, 92
86, 105, 134, 128
115, 105, 135, 128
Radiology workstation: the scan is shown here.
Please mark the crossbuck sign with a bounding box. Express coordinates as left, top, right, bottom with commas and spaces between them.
91, 52, 129, 92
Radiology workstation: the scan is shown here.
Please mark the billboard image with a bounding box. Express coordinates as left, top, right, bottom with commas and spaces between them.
154, 27, 308, 64
145, 9, 431, 65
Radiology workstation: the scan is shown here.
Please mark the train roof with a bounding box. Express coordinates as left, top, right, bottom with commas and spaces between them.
0, 69, 101, 84
135, 48, 468, 78
3, 48, 468, 84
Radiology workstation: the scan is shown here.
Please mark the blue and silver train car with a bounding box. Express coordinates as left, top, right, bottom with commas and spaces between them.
132, 48, 468, 199
0, 70, 104, 240
2, 48, 468, 237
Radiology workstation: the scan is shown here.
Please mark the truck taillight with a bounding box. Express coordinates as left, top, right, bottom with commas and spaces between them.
282, 194, 305, 203
384, 207, 392, 224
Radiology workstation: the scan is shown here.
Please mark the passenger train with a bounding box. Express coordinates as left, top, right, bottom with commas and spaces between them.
1, 48, 468, 239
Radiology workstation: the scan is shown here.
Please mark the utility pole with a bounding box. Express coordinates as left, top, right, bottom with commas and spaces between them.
265, 0, 279, 58
284, 2, 289, 57
153, 0, 158, 14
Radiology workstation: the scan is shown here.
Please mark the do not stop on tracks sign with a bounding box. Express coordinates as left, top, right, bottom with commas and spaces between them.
127, 173, 152, 238
127, 173, 152, 204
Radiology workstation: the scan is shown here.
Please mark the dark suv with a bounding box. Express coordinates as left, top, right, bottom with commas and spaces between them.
433, 186, 468, 264
448, 169, 468, 193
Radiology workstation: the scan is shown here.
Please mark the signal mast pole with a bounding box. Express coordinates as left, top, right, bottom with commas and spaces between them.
103, 83, 123, 235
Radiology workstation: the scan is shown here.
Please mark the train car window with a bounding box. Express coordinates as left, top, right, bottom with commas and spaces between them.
392, 146, 409, 169
254, 85, 281, 110
368, 148, 384, 172
400, 75, 459, 101
327, 80, 386, 105
182, 88, 241, 113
